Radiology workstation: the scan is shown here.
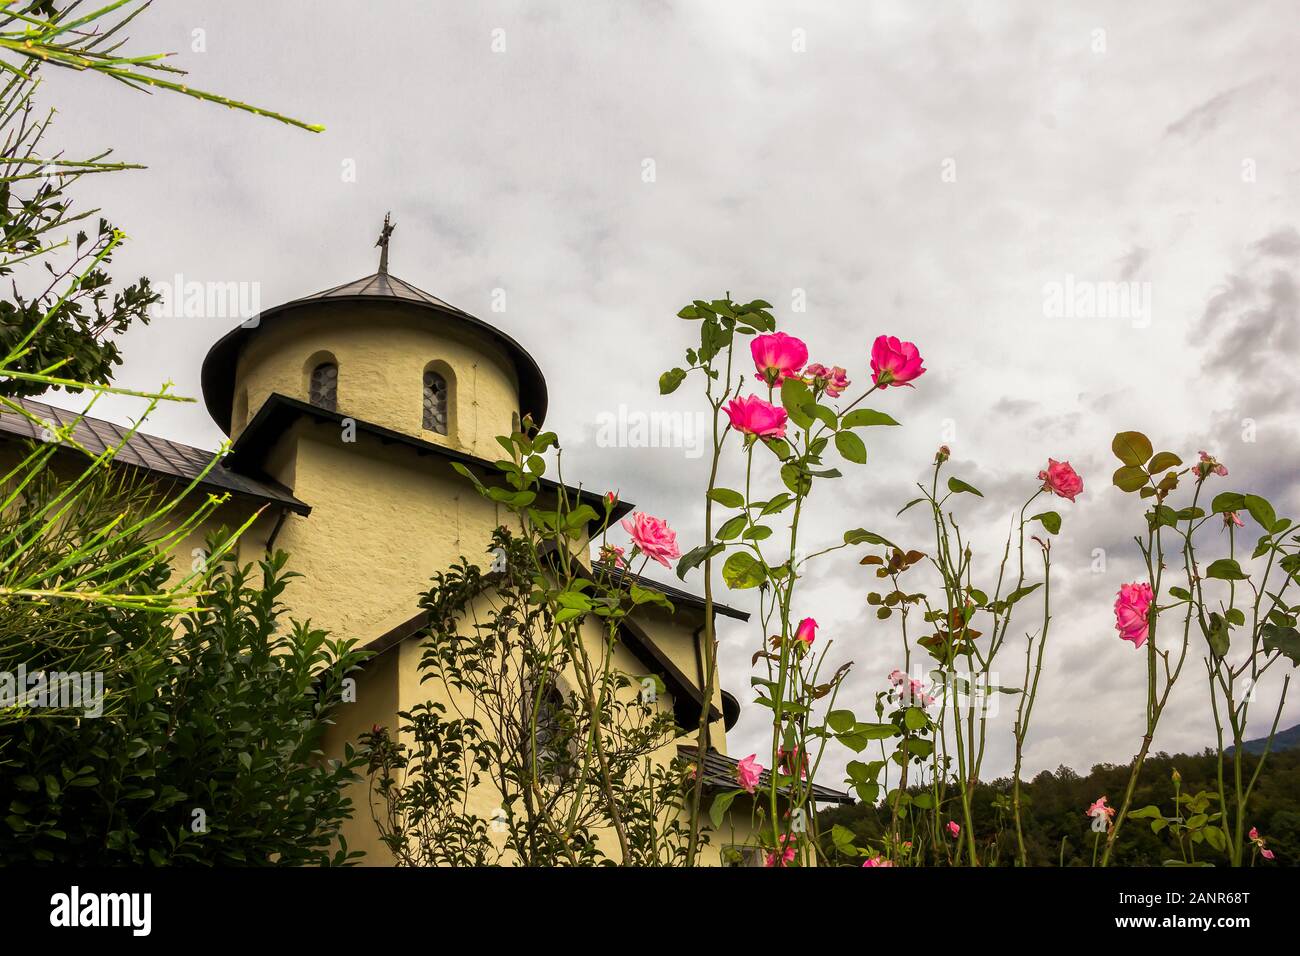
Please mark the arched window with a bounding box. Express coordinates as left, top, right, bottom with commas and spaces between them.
422, 368, 448, 434
309, 362, 338, 412
525, 682, 572, 779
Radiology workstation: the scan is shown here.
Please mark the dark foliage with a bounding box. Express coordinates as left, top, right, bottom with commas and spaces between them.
0, 548, 368, 865
822, 744, 1300, 866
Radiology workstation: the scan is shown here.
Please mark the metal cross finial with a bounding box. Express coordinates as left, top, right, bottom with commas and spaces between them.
375, 212, 395, 274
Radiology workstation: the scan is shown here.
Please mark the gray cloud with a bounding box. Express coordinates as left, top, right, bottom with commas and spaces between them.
30, 0, 1300, 787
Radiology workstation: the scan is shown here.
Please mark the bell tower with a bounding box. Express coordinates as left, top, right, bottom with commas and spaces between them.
200, 216, 548, 461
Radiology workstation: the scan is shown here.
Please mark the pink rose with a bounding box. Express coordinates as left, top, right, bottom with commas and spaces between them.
778, 746, 808, 780
870, 335, 926, 388
804, 363, 850, 397
862, 856, 894, 867
947, 821, 960, 838
1197, 450, 1228, 479
620, 512, 681, 568
794, 617, 817, 647
599, 544, 627, 569
1086, 796, 1115, 821
751, 332, 808, 386
736, 753, 763, 793
1224, 511, 1245, 528
1039, 458, 1084, 502
765, 834, 797, 867
1249, 827, 1276, 860
1114, 582, 1154, 649
724, 394, 789, 440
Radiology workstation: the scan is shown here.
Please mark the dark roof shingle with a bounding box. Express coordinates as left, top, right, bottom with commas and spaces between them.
0, 396, 309, 514
679, 745, 854, 804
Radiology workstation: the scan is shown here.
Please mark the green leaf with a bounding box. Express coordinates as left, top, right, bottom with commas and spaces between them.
844, 528, 895, 548
831, 824, 857, 852
1112, 465, 1147, 493
1005, 582, 1042, 606
707, 487, 745, 509
827, 709, 856, 733
1147, 451, 1182, 473
1206, 558, 1248, 581
841, 408, 899, 428
716, 514, 749, 540
780, 377, 815, 429
1203, 825, 1227, 852
837, 722, 897, 752
760, 493, 793, 515
810, 404, 838, 431
903, 707, 927, 732
1262, 624, 1300, 665
897, 497, 926, 516
1244, 494, 1278, 533
676, 543, 723, 580
1112, 431, 1153, 466
780, 463, 812, 496
709, 789, 742, 829
659, 368, 687, 395
721, 552, 765, 590
834, 430, 867, 464
947, 476, 983, 497
1210, 492, 1246, 514
1030, 511, 1061, 534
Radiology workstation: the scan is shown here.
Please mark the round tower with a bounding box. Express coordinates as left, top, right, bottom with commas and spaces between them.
199, 219, 548, 462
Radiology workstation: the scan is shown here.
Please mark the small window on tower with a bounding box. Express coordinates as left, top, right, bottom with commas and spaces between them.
423, 369, 448, 434
309, 362, 338, 411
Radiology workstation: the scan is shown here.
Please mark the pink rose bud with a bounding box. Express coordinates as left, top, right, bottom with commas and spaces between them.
947, 820, 961, 838
1038, 458, 1084, 502
870, 334, 926, 388
794, 617, 818, 646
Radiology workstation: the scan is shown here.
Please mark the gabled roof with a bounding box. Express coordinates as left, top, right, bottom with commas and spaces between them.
0, 396, 309, 514
200, 269, 549, 435
679, 745, 854, 804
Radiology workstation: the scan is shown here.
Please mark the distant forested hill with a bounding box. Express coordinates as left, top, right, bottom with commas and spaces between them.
1228, 722, 1300, 756
820, 743, 1300, 866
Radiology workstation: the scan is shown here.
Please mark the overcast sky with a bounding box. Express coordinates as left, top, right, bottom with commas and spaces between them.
35, 0, 1300, 788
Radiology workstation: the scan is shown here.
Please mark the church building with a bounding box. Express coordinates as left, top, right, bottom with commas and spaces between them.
0, 222, 850, 863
